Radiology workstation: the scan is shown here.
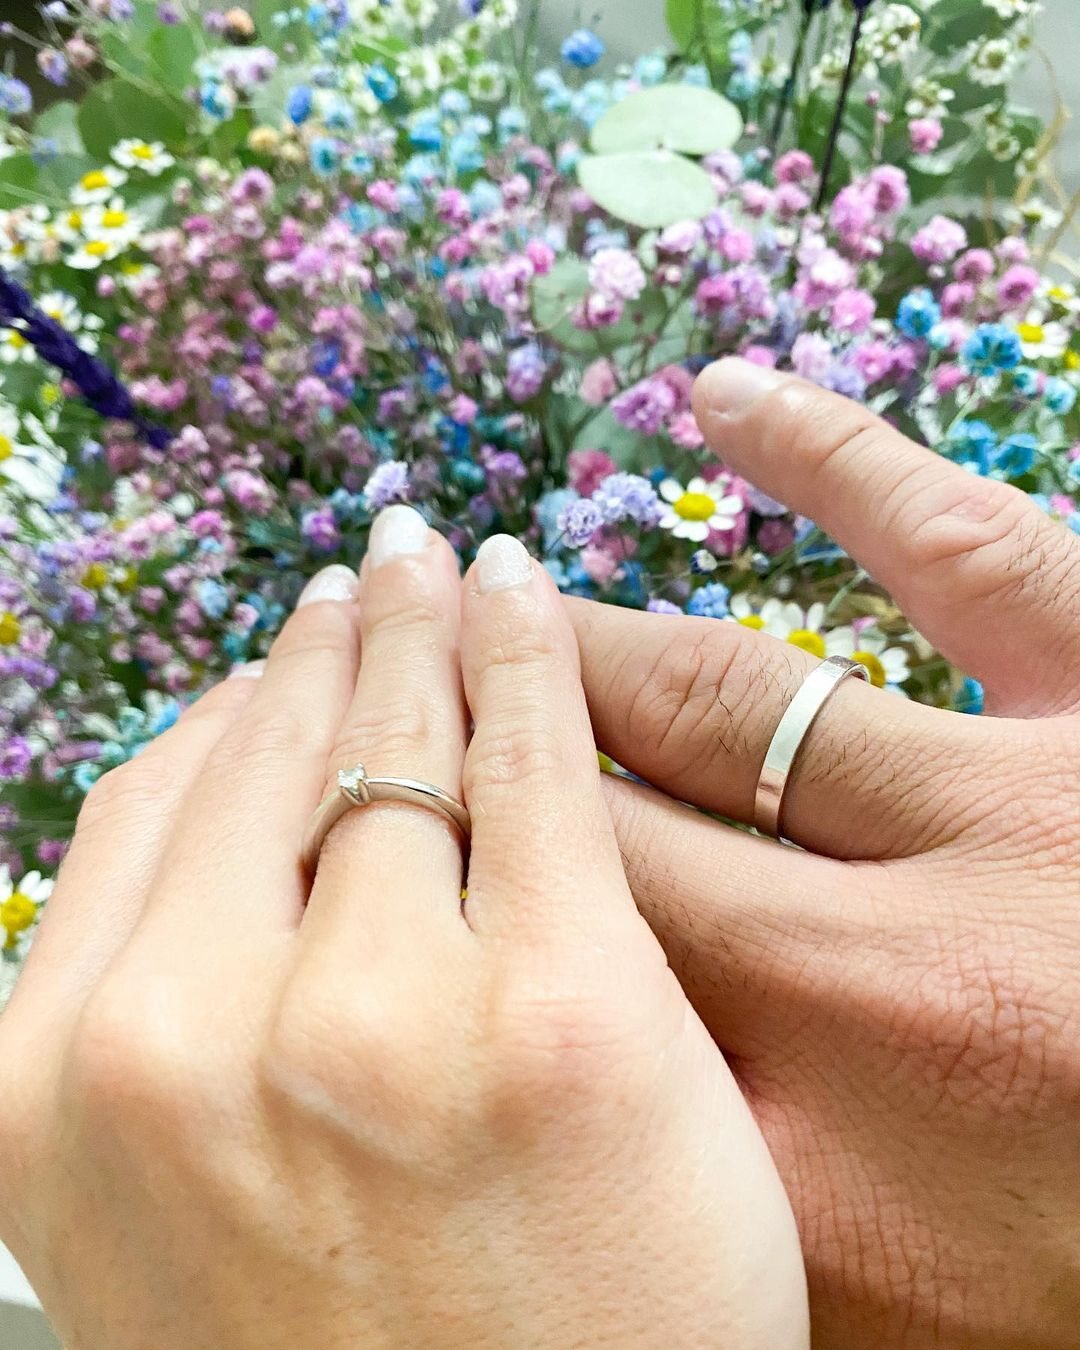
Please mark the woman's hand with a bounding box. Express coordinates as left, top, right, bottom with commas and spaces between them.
0, 506, 808, 1350
568, 359, 1080, 1350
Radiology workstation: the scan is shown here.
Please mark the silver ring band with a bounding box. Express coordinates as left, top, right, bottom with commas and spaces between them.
302, 763, 470, 874
753, 656, 869, 842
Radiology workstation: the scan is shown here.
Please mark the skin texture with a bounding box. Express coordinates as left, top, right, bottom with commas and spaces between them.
0, 510, 809, 1350
567, 358, 1080, 1350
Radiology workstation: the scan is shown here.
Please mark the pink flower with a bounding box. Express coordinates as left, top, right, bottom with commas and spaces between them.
719, 228, 755, 263
774, 183, 811, 220
997, 264, 1040, 311
525, 238, 555, 275
996, 236, 1030, 265
774, 150, 815, 185
911, 215, 968, 265
657, 220, 703, 255
449, 394, 478, 425
909, 118, 943, 155
578, 358, 618, 406
791, 332, 834, 383
866, 165, 910, 216
933, 364, 968, 395
941, 282, 976, 317
367, 179, 400, 213
831, 288, 875, 334
695, 272, 736, 314
588, 246, 646, 302
568, 448, 617, 496
954, 248, 995, 284
853, 340, 896, 385
668, 410, 704, 449
580, 545, 620, 585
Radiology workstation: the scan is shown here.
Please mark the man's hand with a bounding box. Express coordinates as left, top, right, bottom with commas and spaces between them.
570, 358, 1080, 1349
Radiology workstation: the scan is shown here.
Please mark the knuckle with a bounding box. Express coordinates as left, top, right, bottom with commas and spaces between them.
479, 974, 654, 1135
477, 618, 565, 677
76, 759, 166, 838
364, 587, 447, 646
464, 719, 566, 801
274, 597, 358, 664
68, 973, 206, 1135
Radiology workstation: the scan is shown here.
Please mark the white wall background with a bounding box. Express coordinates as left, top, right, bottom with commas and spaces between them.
2, 1, 1079, 1344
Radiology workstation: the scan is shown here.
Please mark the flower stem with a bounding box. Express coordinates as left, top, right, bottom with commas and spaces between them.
814, 5, 866, 212
770, 5, 815, 154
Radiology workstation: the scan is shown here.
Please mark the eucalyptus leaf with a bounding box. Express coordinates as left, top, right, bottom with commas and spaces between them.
533, 259, 701, 358
591, 84, 742, 157
0, 155, 41, 211
578, 151, 717, 229
147, 24, 199, 95
33, 102, 84, 156
78, 80, 191, 162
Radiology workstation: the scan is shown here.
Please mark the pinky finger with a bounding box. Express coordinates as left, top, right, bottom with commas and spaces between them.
6, 667, 265, 1025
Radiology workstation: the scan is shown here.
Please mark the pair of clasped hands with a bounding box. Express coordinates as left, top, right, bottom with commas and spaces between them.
2, 359, 1079, 1349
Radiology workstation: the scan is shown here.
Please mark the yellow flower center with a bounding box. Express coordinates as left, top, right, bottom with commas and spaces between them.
85, 240, 111, 257
130, 143, 156, 161
1017, 322, 1044, 344
80, 170, 111, 191
117, 566, 138, 593
0, 435, 12, 463
738, 614, 765, 630
82, 562, 109, 589
102, 209, 128, 230
852, 650, 887, 688
66, 210, 83, 229
1066, 351, 1080, 371
45, 306, 65, 324
673, 491, 716, 522
120, 261, 144, 277
41, 383, 60, 406
787, 629, 826, 658
0, 610, 21, 645
6, 332, 27, 349
1, 892, 37, 938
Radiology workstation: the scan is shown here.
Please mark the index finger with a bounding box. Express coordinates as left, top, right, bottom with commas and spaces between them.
693, 358, 1080, 716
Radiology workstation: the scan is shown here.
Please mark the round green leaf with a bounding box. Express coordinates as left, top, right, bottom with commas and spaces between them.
78, 79, 191, 163
0, 155, 40, 211
34, 102, 84, 155
577, 151, 716, 229
590, 84, 743, 157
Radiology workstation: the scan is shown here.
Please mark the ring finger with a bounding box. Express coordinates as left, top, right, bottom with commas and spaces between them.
302, 505, 470, 951
567, 598, 1004, 860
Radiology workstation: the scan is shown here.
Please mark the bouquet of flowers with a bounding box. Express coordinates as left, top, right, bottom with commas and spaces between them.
0, 0, 1076, 992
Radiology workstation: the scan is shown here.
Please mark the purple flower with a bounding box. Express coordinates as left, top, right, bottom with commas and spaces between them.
36, 49, 69, 86
0, 735, 32, 782
557, 498, 604, 547
610, 378, 677, 436
363, 460, 410, 509
505, 343, 547, 403
302, 507, 342, 553
911, 215, 968, 265
647, 598, 682, 615
591, 472, 661, 526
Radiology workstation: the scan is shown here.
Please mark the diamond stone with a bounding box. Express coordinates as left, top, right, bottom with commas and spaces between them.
338, 764, 367, 796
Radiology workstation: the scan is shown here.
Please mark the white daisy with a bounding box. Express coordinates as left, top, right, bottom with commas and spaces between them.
1017, 308, 1071, 361
0, 405, 63, 499
71, 164, 129, 205
0, 328, 35, 364
0, 864, 53, 954
658, 476, 743, 543
66, 235, 124, 270
826, 625, 912, 691
80, 198, 142, 249
759, 599, 830, 656
111, 139, 175, 176
37, 291, 105, 352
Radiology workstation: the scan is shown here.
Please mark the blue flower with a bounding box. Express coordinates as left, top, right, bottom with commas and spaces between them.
557, 497, 603, 547
200, 80, 234, 120
896, 288, 941, 340
961, 323, 1023, 377
287, 83, 314, 124
448, 131, 484, 174
632, 53, 667, 86
1013, 365, 1041, 398
409, 118, 442, 152
440, 89, 472, 118
945, 419, 998, 474
956, 677, 984, 715
994, 432, 1038, 477
561, 28, 605, 69
1045, 377, 1077, 415
686, 582, 731, 619
0, 77, 33, 117
365, 64, 398, 103
310, 136, 339, 175
195, 579, 230, 621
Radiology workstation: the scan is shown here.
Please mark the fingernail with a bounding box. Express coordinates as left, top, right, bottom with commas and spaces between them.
297, 564, 358, 607
368, 504, 429, 568
229, 659, 266, 680
697, 357, 785, 417
474, 534, 534, 594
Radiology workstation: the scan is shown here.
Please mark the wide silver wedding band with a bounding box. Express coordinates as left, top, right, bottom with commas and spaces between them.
302, 762, 471, 874
753, 655, 869, 842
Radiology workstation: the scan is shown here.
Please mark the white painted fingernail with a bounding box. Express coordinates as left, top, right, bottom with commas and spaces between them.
475, 534, 533, 593
297, 564, 358, 607
229, 659, 266, 679
368, 504, 429, 567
